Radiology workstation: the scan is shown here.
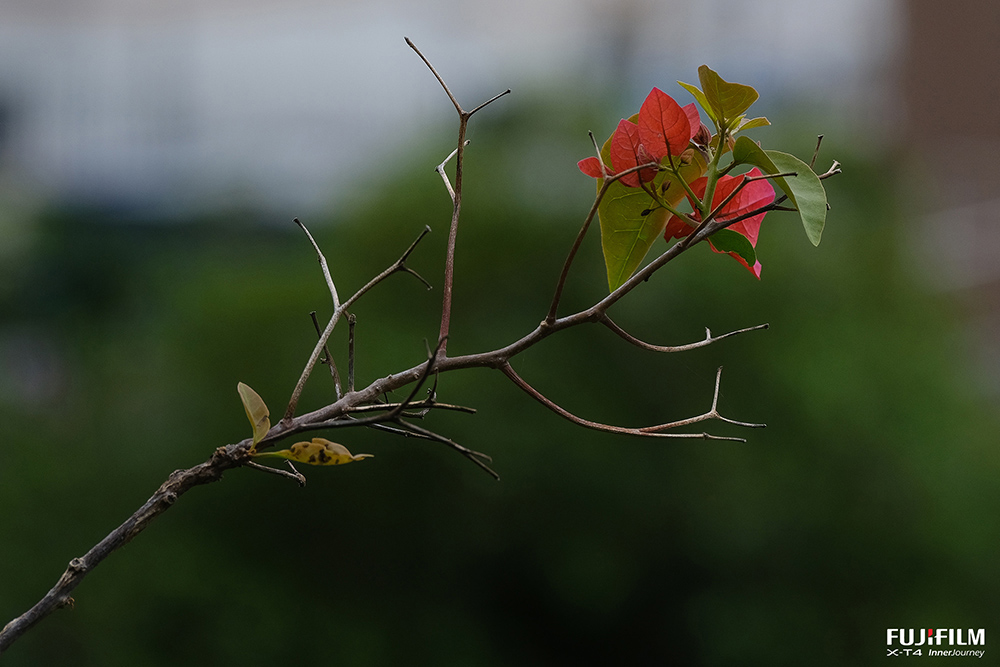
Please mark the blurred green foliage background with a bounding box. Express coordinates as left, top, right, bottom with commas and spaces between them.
2, 94, 998, 666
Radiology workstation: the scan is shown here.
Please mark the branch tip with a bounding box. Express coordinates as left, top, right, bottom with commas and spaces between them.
810, 134, 824, 169
405, 37, 462, 115
468, 88, 511, 117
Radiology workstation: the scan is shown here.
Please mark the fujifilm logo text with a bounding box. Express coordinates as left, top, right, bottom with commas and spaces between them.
887, 628, 985, 646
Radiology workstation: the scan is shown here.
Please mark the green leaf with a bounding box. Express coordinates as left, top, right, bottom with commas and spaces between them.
237, 382, 270, 447
595, 143, 707, 292
709, 228, 756, 267
596, 118, 665, 292
736, 116, 770, 132
598, 180, 669, 291
253, 437, 372, 466
678, 80, 716, 125
730, 138, 827, 246
766, 151, 826, 245
698, 65, 759, 129
732, 136, 783, 184
592, 111, 707, 291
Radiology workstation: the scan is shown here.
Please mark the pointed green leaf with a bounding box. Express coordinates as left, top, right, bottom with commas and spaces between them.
598, 181, 669, 291
708, 228, 756, 267
678, 80, 716, 125
253, 437, 372, 466
736, 116, 770, 132
730, 138, 827, 246
765, 150, 826, 245
237, 382, 270, 447
698, 65, 759, 129
596, 144, 707, 292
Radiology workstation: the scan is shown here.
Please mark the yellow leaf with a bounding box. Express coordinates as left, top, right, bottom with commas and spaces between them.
237, 382, 270, 447
253, 437, 372, 466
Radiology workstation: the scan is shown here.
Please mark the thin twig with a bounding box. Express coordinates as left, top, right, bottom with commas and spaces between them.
308, 338, 449, 433
393, 418, 499, 480
363, 421, 430, 438
705, 170, 796, 228
243, 460, 307, 487
406, 38, 508, 360
436, 141, 469, 204
810, 135, 824, 169
546, 179, 605, 324
347, 400, 476, 415
693, 199, 787, 246
499, 362, 748, 441
405, 36, 463, 114
819, 160, 842, 179
390, 337, 447, 420
347, 313, 357, 393
311, 311, 342, 399
294, 218, 340, 310
283, 225, 432, 425
639, 367, 765, 432
601, 317, 769, 353
678, 169, 795, 252
467, 88, 512, 117
546, 158, 664, 323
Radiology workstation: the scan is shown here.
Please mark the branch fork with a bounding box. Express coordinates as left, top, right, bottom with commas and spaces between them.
406, 37, 510, 359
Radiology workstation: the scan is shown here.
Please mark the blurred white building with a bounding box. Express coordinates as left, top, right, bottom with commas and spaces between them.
0, 0, 901, 215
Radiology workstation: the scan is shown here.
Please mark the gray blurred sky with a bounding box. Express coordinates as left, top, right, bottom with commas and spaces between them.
0, 0, 901, 215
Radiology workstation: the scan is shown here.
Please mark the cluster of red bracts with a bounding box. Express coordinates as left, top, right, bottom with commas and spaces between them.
578, 87, 774, 278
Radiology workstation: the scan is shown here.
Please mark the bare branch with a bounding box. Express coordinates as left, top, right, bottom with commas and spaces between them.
393, 418, 499, 480
282, 225, 432, 425
294, 218, 340, 310
436, 140, 469, 204
347, 400, 476, 416
499, 362, 749, 441
347, 313, 357, 393
0, 447, 246, 653
678, 169, 796, 251
546, 180, 604, 324
640, 367, 765, 432
311, 310, 342, 399
691, 199, 787, 247
386, 337, 446, 422
0, 44, 844, 654
305, 337, 450, 433
467, 88, 512, 117
546, 158, 665, 323
588, 131, 608, 177
810, 135, 824, 169
602, 317, 769, 353
405, 38, 509, 360
243, 460, 307, 487
405, 36, 463, 114
819, 160, 842, 179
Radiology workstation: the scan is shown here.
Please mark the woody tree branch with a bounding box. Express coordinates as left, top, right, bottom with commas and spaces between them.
1, 42, 840, 654
405, 37, 510, 359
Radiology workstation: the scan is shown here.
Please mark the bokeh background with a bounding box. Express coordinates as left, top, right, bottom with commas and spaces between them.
2, 1, 998, 665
